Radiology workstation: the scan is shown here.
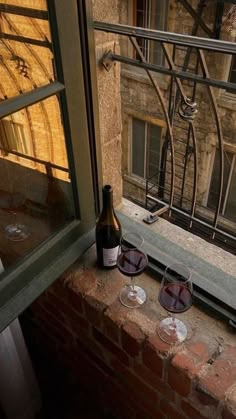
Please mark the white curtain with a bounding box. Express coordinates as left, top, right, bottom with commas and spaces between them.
0, 258, 41, 419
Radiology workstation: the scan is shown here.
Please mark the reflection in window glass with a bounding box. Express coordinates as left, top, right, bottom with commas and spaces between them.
0, 0, 54, 101
0, 96, 75, 269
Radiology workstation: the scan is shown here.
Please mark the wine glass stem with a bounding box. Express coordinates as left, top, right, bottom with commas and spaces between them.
129, 277, 137, 298
170, 315, 177, 331
11, 211, 17, 225
167, 312, 176, 330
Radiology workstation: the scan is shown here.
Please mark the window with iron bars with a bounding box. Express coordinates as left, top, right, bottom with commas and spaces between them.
133, 0, 168, 65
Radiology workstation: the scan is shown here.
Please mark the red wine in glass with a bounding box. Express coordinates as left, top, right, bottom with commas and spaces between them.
117, 248, 147, 277
159, 283, 192, 313
117, 233, 148, 308
157, 263, 193, 344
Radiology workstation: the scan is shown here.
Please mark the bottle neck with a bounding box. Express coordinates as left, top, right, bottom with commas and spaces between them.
102, 191, 113, 212
101, 185, 114, 215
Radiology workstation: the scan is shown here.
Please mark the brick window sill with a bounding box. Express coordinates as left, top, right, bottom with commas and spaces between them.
30, 241, 236, 419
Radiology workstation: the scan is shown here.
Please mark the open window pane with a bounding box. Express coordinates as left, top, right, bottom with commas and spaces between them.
132, 117, 145, 178
0, 0, 54, 101
0, 95, 75, 270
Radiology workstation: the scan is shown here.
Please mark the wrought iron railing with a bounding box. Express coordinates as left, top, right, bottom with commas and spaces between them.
94, 16, 236, 254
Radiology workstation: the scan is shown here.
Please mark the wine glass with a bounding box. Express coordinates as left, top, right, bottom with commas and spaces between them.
3, 192, 30, 242
157, 263, 193, 344
117, 232, 148, 308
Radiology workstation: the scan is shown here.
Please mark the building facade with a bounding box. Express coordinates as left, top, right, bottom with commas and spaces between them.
119, 0, 236, 243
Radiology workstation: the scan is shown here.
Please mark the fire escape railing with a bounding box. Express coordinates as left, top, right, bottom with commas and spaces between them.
94, 19, 236, 253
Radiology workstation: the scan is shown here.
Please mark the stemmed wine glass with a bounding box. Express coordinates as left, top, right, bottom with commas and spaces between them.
117, 232, 148, 308
4, 192, 30, 242
157, 263, 193, 344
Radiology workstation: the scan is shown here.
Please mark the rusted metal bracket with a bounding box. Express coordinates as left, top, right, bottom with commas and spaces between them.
101, 50, 114, 72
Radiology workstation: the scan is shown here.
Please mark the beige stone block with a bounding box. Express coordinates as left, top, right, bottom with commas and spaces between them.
102, 135, 122, 206
93, 0, 119, 45
97, 56, 122, 144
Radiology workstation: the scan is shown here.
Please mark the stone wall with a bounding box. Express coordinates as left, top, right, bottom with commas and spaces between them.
93, 0, 123, 206
119, 0, 236, 223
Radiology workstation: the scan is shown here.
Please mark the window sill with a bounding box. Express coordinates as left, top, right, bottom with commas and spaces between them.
117, 199, 236, 318
123, 174, 146, 190
217, 93, 236, 111
121, 67, 169, 90
30, 233, 236, 419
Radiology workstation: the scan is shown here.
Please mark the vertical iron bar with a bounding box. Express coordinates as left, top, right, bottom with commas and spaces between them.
189, 122, 198, 228
158, 45, 176, 201
180, 56, 199, 211
222, 154, 235, 215
129, 35, 175, 214
198, 49, 224, 238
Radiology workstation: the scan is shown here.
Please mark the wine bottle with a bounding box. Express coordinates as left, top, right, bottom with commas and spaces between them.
96, 185, 122, 269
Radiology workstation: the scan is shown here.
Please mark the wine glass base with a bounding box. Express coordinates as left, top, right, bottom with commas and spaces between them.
5, 224, 30, 242
157, 317, 187, 345
119, 285, 146, 308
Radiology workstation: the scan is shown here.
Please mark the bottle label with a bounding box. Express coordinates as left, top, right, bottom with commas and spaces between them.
103, 246, 119, 267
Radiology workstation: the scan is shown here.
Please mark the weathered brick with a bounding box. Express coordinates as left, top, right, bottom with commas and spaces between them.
121, 321, 145, 356
187, 342, 211, 363
101, 380, 136, 419
160, 399, 186, 419
181, 400, 208, 419
111, 359, 158, 407
136, 406, 166, 419
83, 294, 107, 328
65, 286, 84, 314
33, 302, 74, 344
168, 350, 203, 397
103, 311, 120, 343
223, 408, 236, 419
186, 332, 223, 364
93, 327, 129, 366
195, 346, 236, 405
142, 335, 170, 378
44, 292, 84, 329
133, 361, 175, 401
66, 269, 97, 296
222, 385, 236, 419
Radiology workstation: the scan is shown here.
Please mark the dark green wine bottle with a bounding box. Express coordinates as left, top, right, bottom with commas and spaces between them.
96, 185, 122, 269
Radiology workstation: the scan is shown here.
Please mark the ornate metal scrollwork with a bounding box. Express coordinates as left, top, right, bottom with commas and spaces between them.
178, 97, 198, 121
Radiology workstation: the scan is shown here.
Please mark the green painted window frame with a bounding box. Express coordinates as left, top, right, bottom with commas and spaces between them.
0, 0, 102, 333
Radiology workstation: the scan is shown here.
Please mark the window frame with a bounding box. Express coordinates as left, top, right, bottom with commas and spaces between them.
0, 0, 102, 333
131, 0, 168, 66
129, 112, 165, 182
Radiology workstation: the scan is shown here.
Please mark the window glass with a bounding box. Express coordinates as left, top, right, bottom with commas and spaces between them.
0, 96, 75, 270
147, 123, 161, 182
0, 0, 54, 101
135, 0, 148, 59
132, 117, 145, 178
134, 0, 167, 65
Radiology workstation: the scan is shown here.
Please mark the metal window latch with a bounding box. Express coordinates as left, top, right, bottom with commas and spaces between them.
143, 214, 159, 224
